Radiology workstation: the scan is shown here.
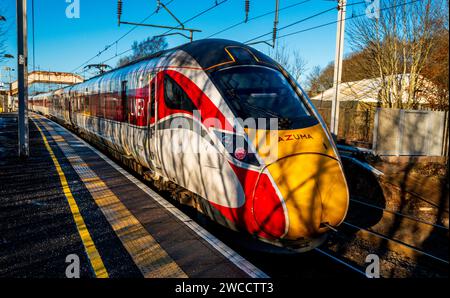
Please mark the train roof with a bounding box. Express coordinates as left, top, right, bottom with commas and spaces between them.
108, 38, 279, 74
177, 39, 277, 71
31, 39, 279, 97
114, 38, 277, 72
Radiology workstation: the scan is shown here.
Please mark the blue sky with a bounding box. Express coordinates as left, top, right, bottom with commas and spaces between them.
1, 0, 370, 83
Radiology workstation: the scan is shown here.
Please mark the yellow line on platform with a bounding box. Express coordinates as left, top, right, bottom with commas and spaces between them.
34, 120, 109, 278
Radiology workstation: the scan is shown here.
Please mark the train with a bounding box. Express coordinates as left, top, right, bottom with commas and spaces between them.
30, 39, 349, 252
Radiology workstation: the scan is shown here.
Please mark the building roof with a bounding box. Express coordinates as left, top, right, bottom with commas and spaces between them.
311, 75, 432, 104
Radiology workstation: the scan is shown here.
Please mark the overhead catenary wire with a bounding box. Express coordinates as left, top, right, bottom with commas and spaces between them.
153, 0, 230, 40
98, 0, 229, 67
252, 0, 422, 44
70, 0, 175, 74
244, 0, 370, 45
244, 5, 338, 44
181, 0, 229, 25
76, 0, 421, 76
206, 0, 310, 39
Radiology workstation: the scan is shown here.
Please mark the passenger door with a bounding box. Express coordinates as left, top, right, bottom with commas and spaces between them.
147, 72, 160, 171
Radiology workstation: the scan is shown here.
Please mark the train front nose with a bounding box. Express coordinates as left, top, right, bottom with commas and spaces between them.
257, 153, 349, 240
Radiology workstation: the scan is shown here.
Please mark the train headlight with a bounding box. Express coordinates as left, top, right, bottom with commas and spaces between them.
213, 130, 260, 167
234, 147, 247, 161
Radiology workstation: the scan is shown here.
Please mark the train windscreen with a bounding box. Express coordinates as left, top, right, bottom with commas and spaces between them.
212, 66, 317, 129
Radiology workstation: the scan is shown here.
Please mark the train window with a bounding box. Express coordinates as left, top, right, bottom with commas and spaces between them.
212, 66, 315, 129
150, 79, 156, 117
121, 80, 128, 122
226, 47, 257, 64
98, 94, 105, 118
164, 75, 196, 112
84, 88, 88, 113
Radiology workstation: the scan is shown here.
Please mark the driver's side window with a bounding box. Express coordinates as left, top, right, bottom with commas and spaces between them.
164, 75, 196, 112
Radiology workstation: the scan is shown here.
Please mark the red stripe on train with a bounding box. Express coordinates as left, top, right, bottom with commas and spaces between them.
209, 163, 286, 240
155, 70, 233, 131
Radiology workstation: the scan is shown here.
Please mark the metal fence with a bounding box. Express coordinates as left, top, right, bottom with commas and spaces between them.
372, 108, 449, 156
311, 100, 449, 156
313, 100, 375, 148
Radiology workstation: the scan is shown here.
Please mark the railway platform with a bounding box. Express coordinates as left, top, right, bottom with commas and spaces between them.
0, 112, 267, 278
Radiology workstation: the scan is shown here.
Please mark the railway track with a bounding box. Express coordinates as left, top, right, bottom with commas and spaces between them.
167, 185, 448, 278
341, 153, 449, 226
350, 196, 448, 231
346, 195, 448, 263
341, 221, 448, 264
315, 222, 449, 277
381, 179, 447, 210
313, 202, 448, 278
318, 194, 449, 278
328, 153, 449, 277
314, 247, 368, 277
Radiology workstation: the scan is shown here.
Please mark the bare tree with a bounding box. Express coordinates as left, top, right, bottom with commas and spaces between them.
306, 64, 334, 97
421, 2, 449, 110
117, 36, 168, 67
268, 43, 308, 83
348, 0, 444, 109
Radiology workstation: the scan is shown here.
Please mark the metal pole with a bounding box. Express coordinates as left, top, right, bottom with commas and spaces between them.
17, 0, 29, 158
8, 68, 13, 112
0, 68, 4, 112
31, 0, 36, 96
272, 0, 279, 47
32, 0, 35, 72
331, 0, 346, 138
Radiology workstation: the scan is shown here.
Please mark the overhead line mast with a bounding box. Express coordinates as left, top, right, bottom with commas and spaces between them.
245, 0, 250, 22
246, 0, 280, 48
272, 0, 279, 47
330, 0, 346, 138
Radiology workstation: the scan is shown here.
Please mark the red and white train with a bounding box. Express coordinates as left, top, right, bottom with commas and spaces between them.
30, 39, 349, 251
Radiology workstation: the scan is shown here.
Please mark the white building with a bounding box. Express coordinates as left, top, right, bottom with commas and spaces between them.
311, 75, 435, 107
